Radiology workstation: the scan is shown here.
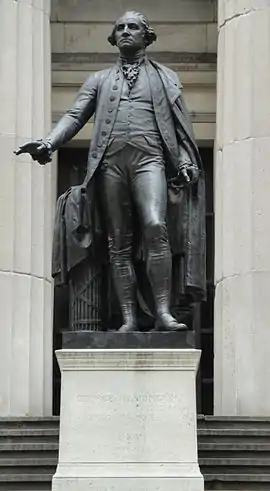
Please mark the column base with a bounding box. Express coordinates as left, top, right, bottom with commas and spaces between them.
52, 345, 204, 491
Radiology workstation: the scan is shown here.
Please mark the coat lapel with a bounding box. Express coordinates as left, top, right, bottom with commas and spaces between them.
148, 59, 181, 105
145, 60, 180, 164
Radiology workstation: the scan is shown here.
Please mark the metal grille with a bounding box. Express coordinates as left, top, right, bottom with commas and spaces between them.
69, 258, 103, 331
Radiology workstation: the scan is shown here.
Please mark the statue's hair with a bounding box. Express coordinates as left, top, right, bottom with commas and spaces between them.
108, 11, 157, 47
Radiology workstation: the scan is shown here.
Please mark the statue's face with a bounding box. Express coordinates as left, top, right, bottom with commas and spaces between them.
114, 13, 146, 52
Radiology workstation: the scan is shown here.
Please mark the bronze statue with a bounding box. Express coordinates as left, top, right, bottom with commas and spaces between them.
15, 11, 206, 333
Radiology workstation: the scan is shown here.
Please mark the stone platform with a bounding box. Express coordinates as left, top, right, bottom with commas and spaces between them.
62, 329, 195, 349
52, 333, 203, 491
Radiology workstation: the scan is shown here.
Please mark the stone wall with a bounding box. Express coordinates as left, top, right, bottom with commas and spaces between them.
50, 0, 218, 144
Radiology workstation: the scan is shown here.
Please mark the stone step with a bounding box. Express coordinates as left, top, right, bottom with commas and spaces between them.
2, 427, 270, 438
0, 467, 55, 475
0, 441, 269, 453
0, 487, 50, 491
1, 416, 270, 433
2, 416, 270, 427
200, 439, 270, 447
1, 471, 270, 483
0, 428, 59, 438
199, 451, 270, 462
0, 433, 58, 445
199, 442, 270, 451
0, 474, 53, 483
0, 451, 57, 461
0, 443, 58, 452
203, 485, 270, 490
1, 456, 269, 468
198, 416, 270, 425
0, 487, 267, 491
0, 471, 55, 483
3, 466, 270, 478
0, 472, 270, 483
202, 466, 270, 476
204, 473, 270, 482
200, 457, 270, 466
1, 427, 270, 442
0, 418, 59, 429
0, 458, 57, 466
1, 457, 270, 469
198, 428, 270, 437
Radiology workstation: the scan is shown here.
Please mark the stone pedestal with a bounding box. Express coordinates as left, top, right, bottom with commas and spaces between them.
52, 347, 203, 491
215, 1, 270, 415
62, 330, 196, 349
0, 0, 53, 416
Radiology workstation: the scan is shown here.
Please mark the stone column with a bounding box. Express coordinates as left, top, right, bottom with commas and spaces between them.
0, 0, 54, 415
215, 1, 270, 415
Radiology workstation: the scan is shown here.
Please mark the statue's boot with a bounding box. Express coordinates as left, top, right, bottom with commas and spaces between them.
147, 242, 187, 332
112, 258, 138, 333
154, 313, 187, 332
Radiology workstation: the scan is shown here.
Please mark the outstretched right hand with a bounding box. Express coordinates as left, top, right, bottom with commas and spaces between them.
14, 140, 52, 165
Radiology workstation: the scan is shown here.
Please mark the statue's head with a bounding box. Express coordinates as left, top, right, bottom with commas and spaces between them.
108, 11, 157, 52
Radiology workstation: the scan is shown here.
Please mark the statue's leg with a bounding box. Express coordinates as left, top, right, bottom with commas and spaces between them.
133, 155, 186, 331
98, 156, 137, 332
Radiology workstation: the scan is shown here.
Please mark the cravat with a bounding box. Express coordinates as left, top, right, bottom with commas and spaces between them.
121, 61, 142, 91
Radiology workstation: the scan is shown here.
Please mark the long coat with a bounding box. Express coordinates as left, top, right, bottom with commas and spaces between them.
50, 58, 206, 302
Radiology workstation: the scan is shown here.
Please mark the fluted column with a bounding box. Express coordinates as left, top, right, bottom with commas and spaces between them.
215, 1, 270, 415
0, 0, 53, 415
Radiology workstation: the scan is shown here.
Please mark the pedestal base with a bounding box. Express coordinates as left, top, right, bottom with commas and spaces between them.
62, 330, 195, 349
52, 346, 204, 491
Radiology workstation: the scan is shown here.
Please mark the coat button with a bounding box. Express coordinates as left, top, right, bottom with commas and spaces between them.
108, 108, 113, 113
102, 131, 107, 136
113, 85, 118, 90
110, 96, 115, 101
92, 151, 97, 158
106, 119, 111, 124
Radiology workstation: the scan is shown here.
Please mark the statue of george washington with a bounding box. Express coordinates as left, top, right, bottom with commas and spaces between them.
15, 11, 206, 333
